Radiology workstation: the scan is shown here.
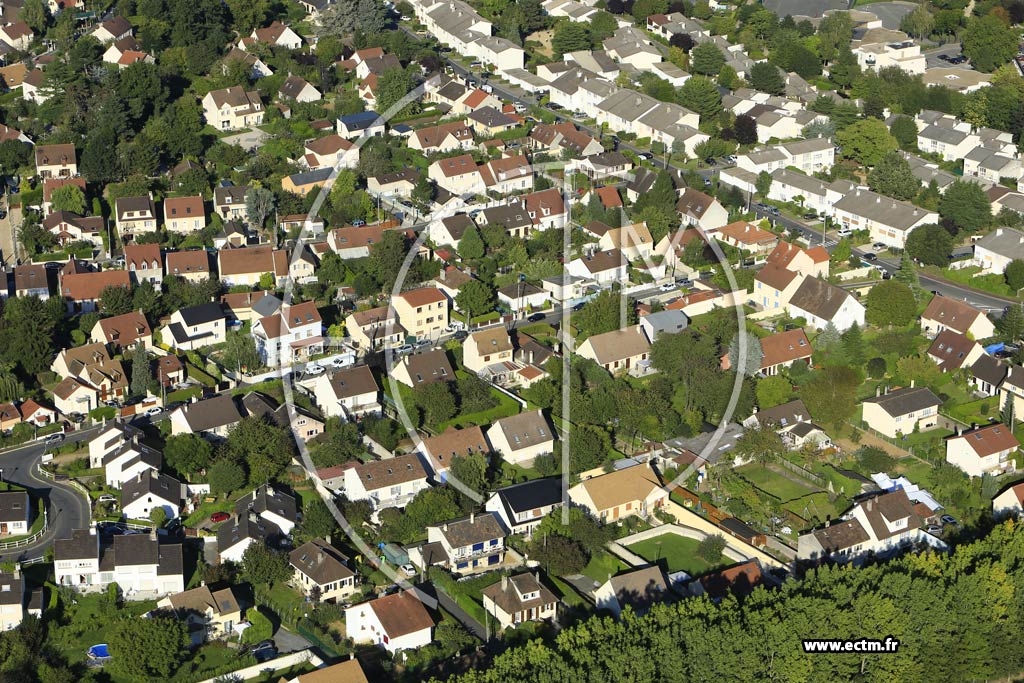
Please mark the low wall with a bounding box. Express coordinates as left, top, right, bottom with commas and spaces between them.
196, 649, 323, 683
611, 523, 752, 567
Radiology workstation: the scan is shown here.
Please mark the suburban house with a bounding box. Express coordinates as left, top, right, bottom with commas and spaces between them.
310, 365, 381, 420
157, 585, 242, 644
246, 21, 302, 50
481, 573, 558, 630
169, 394, 245, 439
165, 250, 212, 282
765, 240, 829, 279
639, 310, 688, 342
345, 591, 434, 655
54, 528, 185, 597
120, 469, 182, 520
202, 87, 264, 131
115, 195, 157, 239
920, 295, 995, 340
716, 221, 779, 255
88, 421, 162, 487
0, 570, 27, 631
279, 74, 321, 102
251, 301, 324, 367
161, 302, 226, 351
53, 377, 100, 418
423, 512, 506, 574
757, 328, 812, 376
566, 249, 627, 285
786, 276, 865, 332
676, 188, 728, 233
90, 16, 132, 43
391, 349, 454, 389
927, 330, 983, 372
217, 516, 281, 563
484, 477, 562, 538
485, 410, 555, 467
35, 144, 77, 178
418, 426, 490, 481
91, 310, 152, 352
290, 539, 358, 603
409, 121, 475, 153
576, 326, 652, 375
345, 306, 403, 351
993, 481, 1024, 518
463, 327, 513, 375
337, 111, 385, 139
428, 154, 485, 196
164, 196, 206, 234
342, 454, 430, 511
214, 185, 250, 221
43, 212, 104, 247
50, 343, 128, 404
568, 463, 669, 522
123, 243, 162, 284
0, 492, 29, 537
235, 484, 297, 536
61, 269, 132, 314
861, 385, 942, 438
797, 489, 941, 562
832, 189, 937, 249
593, 565, 669, 617
303, 134, 356, 170
13, 264, 51, 299
967, 228, 1024, 275
217, 246, 288, 288
945, 423, 1018, 478
392, 288, 449, 341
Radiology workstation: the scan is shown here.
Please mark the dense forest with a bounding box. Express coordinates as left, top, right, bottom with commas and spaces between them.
441, 520, 1024, 683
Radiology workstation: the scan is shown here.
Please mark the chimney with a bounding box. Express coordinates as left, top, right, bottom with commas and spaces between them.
149, 526, 157, 540
910, 379, 915, 388
501, 575, 508, 590
470, 512, 475, 524
876, 386, 881, 397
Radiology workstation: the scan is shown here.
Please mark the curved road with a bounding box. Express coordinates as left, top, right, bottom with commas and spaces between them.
0, 430, 96, 564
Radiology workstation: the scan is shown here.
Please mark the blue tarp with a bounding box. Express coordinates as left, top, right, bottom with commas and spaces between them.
986, 342, 1005, 354
87, 644, 110, 659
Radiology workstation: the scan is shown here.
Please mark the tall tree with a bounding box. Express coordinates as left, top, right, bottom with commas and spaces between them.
755, 171, 773, 199
939, 180, 991, 234
904, 224, 953, 266
108, 616, 187, 680
551, 22, 591, 56
130, 344, 150, 398
900, 3, 934, 39
690, 42, 725, 76
1006, 259, 1024, 292
962, 14, 1018, 72
458, 225, 485, 259
49, 185, 87, 214
369, 230, 408, 291
245, 186, 275, 230
1, 296, 56, 377
865, 280, 917, 327
748, 62, 785, 95
676, 75, 721, 117
867, 150, 919, 200
890, 115, 919, 150
455, 279, 495, 318
836, 118, 898, 167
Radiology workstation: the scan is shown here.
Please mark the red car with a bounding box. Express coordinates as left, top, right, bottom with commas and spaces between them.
210, 512, 230, 523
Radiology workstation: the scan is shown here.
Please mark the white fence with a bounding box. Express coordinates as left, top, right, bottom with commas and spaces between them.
195, 649, 324, 683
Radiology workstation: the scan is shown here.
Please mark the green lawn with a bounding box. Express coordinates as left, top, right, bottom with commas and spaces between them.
737, 464, 819, 502
580, 550, 626, 583
436, 386, 521, 430
51, 593, 157, 668
627, 534, 718, 576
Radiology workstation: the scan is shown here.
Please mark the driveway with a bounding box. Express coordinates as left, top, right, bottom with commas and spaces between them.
0, 201, 20, 266
222, 128, 271, 152
924, 44, 969, 69
273, 627, 312, 654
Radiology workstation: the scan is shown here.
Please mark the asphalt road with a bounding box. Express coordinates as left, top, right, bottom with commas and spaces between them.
923, 43, 969, 70
0, 429, 97, 564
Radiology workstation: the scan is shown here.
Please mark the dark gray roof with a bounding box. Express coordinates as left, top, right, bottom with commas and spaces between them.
400, 349, 454, 385
110, 533, 159, 566
434, 512, 505, 549
481, 204, 532, 229
971, 354, 1007, 388
234, 484, 297, 525
217, 515, 281, 551
289, 539, 354, 585
0, 573, 23, 606
55, 528, 98, 561
862, 386, 941, 417
754, 399, 810, 429
493, 477, 562, 516
176, 394, 244, 433
0, 491, 28, 523
788, 277, 854, 321
121, 469, 181, 508
178, 302, 225, 327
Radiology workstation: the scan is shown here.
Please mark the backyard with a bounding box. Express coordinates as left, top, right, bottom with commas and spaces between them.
737, 463, 819, 502
626, 534, 721, 576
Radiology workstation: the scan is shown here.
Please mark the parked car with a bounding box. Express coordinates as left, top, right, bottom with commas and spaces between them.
862, 253, 877, 262
941, 514, 959, 526
304, 364, 325, 375
400, 563, 417, 577
513, 102, 527, 113
927, 524, 943, 534
143, 406, 162, 417
545, 102, 563, 111
413, 339, 432, 349
97, 494, 117, 504
453, 330, 468, 340
44, 433, 64, 445
725, 154, 737, 163
210, 512, 230, 523
803, 212, 818, 220
330, 356, 353, 368
704, 157, 717, 166
659, 282, 676, 292
872, 242, 887, 251
527, 312, 546, 322
637, 152, 653, 161
469, 60, 482, 68
836, 227, 853, 237
395, 344, 414, 354
351, 219, 366, 227
938, 54, 952, 62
